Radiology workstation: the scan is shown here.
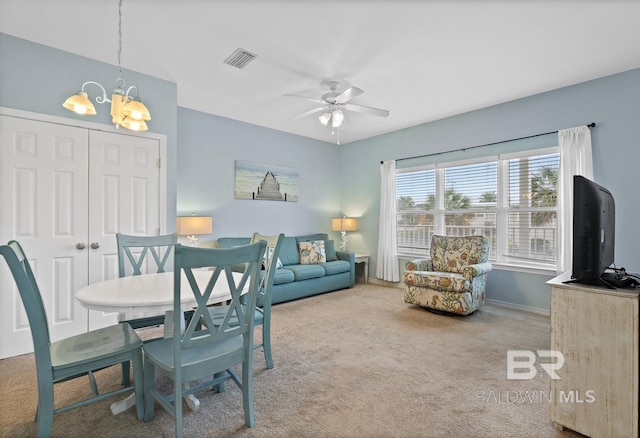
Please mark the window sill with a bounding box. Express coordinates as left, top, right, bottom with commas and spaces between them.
487, 263, 556, 276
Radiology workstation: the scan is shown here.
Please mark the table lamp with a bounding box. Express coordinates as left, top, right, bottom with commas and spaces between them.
176, 215, 213, 246
332, 216, 358, 251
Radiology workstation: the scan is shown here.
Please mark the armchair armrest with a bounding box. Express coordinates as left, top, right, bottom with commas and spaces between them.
405, 258, 433, 272
462, 262, 493, 281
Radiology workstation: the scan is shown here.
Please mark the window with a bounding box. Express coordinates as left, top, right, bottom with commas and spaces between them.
396, 148, 559, 270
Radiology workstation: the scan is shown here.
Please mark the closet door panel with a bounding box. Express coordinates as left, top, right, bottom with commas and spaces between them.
87, 130, 161, 330
0, 116, 89, 358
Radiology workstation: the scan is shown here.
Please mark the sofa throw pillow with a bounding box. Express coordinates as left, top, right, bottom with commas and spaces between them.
263, 246, 283, 270
324, 239, 338, 261
298, 240, 326, 264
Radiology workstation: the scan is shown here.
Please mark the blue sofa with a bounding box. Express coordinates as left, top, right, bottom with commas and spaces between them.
214, 233, 355, 304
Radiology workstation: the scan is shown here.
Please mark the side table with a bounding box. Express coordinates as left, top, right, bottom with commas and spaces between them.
354, 254, 369, 283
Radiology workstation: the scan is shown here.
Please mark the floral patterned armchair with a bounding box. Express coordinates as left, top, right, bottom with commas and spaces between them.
403, 235, 492, 315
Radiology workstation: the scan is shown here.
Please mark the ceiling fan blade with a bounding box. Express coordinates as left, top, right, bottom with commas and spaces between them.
344, 103, 390, 118
290, 106, 329, 120
335, 86, 364, 104
283, 94, 325, 105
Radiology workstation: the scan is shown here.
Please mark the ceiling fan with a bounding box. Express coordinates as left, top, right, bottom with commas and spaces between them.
285, 81, 389, 141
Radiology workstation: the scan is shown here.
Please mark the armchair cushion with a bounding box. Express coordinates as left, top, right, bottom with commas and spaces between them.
430, 235, 489, 274
403, 271, 470, 293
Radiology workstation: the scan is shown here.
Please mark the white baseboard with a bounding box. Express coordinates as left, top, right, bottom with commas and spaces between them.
362, 279, 550, 316
485, 298, 550, 316
363, 277, 403, 289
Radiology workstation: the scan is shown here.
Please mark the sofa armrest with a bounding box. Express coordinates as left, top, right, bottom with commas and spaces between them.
462, 262, 493, 281
405, 258, 433, 272
336, 251, 356, 286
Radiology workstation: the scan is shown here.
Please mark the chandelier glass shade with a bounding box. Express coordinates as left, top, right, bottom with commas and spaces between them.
62, 0, 151, 132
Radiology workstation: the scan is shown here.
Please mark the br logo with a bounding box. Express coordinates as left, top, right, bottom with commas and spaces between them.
507, 350, 565, 380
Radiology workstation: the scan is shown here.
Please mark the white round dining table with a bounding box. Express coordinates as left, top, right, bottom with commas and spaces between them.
76, 270, 240, 320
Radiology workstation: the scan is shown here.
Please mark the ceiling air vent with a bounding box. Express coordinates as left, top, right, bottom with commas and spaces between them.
223, 48, 258, 69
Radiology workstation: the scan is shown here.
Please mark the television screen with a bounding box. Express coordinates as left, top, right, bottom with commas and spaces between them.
571, 175, 615, 286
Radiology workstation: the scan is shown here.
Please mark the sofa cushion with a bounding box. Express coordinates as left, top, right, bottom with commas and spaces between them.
278, 237, 300, 266
272, 268, 295, 285
296, 233, 329, 243
286, 264, 326, 281
298, 240, 326, 264
322, 260, 351, 276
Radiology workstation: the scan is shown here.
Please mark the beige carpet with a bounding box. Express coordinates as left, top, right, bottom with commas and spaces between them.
0, 283, 583, 438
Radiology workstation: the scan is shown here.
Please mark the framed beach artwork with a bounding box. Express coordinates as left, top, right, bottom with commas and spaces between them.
235, 160, 299, 202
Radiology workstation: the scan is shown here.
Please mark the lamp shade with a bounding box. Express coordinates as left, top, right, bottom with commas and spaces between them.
332, 217, 358, 232
331, 109, 344, 128
118, 117, 148, 132
319, 111, 332, 126
176, 216, 212, 236
122, 98, 151, 121
63, 91, 97, 115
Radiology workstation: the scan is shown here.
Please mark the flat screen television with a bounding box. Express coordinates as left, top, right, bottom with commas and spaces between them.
571, 175, 615, 286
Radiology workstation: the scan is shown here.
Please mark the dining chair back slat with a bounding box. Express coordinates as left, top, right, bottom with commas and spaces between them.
117, 233, 177, 278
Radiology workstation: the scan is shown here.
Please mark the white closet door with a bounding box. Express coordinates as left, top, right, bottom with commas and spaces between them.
0, 115, 164, 358
87, 130, 161, 330
0, 115, 90, 358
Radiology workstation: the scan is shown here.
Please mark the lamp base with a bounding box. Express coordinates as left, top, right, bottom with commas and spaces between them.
339, 231, 348, 251
187, 235, 198, 246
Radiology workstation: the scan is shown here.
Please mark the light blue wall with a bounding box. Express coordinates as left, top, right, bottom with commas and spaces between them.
177, 107, 343, 244
4, 32, 639, 313
0, 33, 179, 230
339, 68, 640, 311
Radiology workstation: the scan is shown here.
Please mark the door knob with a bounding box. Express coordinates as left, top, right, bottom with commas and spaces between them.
76, 243, 86, 250
90, 242, 100, 249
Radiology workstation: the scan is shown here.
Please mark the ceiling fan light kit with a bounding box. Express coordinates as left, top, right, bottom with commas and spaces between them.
286, 81, 389, 144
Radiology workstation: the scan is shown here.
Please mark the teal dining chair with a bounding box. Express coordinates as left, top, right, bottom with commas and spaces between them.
206, 232, 284, 368
115, 232, 177, 385
0, 241, 144, 437
143, 241, 266, 437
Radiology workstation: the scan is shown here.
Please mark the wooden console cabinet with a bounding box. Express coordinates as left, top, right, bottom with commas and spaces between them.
548, 272, 639, 437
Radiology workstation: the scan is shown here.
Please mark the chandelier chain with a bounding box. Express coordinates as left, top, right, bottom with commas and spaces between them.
117, 0, 123, 80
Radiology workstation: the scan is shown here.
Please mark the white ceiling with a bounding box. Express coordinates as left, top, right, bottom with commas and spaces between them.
2, 0, 640, 145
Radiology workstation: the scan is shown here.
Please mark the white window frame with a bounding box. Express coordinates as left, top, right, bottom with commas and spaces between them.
396, 147, 559, 274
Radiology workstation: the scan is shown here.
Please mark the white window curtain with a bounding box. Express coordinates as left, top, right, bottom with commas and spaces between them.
557, 126, 594, 274
377, 160, 400, 282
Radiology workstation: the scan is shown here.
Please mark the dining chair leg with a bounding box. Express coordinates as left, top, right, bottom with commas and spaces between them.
174, 376, 184, 438
143, 360, 155, 422
212, 371, 225, 393
121, 361, 131, 387
262, 319, 273, 369
35, 382, 54, 438
87, 371, 100, 395
242, 362, 255, 427
133, 349, 144, 421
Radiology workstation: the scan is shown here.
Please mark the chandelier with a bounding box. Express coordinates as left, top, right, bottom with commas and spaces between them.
62, 0, 151, 131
